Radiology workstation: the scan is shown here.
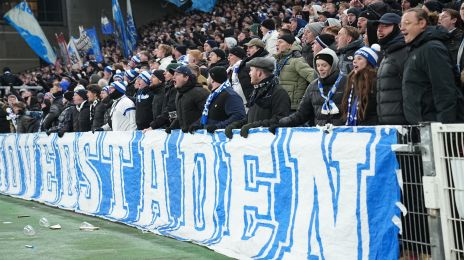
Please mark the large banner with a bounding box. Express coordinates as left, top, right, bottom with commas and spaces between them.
0, 127, 401, 259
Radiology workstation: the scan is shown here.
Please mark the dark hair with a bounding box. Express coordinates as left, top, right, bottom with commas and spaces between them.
87, 84, 101, 96
341, 66, 377, 123
443, 8, 463, 29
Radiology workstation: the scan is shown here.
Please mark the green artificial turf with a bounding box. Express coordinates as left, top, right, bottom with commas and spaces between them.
0, 195, 230, 260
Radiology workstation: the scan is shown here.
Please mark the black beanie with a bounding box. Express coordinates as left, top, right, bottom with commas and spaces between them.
63, 91, 74, 102
208, 66, 228, 84
314, 53, 334, 67
229, 46, 246, 59
152, 69, 165, 83
261, 18, 275, 31
211, 48, 226, 60
75, 89, 88, 101
424, 1, 443, 13
278, 34, 295, 44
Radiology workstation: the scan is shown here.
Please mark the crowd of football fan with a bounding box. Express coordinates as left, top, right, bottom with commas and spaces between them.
1, 0, 463, 137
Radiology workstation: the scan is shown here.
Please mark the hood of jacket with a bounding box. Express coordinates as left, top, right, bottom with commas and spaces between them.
338, 38, 364, 54
313, 48, 340, 78
408, 26, 450, 48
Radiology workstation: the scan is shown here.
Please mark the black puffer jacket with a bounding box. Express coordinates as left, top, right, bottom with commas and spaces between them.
48, 103, 75, 134
403, 26, 461, 124
170, 81, 209, 130
72, 101, 91, 132
237, 48, 271, 102
91, 100, 106, 131
377, 33, 408, 125
337, 38, 364, 76
151, 81, 176, 129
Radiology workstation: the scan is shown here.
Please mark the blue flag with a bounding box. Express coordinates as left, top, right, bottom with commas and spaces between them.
126, 0, 137, 52
101, 15, 114, 35
85, 27, 103, 63
191, 0, 217, 13
112, 0, 131, 57
3, 2, 57, 64
164, 0, 184, 7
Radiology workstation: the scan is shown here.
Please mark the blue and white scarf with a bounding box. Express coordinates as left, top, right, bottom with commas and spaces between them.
345, 85, 358, 126
319, 74, 342, 115
200, 80, 231, 125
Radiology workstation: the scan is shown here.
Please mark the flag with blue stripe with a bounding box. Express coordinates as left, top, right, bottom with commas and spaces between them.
126, 0, 138, 52
101, 14, 114, 35
112, 0, 131, 57
84, 27, 103, 63
3, 1, 57, 65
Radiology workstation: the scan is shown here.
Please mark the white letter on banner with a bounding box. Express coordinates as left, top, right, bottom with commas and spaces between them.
286, 129, 374, 259
101, 132, 135, 219
36, 134, 59, 203
18, 134, 37, 199
56, 133, 78, 210
169, 132, 218, 241
219, 131, 277, 256
77, 132, 102, 214
0, 135, 7, 193
4, 134, 22, 195
135, 131, 170, 229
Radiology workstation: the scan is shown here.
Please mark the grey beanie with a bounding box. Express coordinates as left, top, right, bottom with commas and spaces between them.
304, 22, 324, 37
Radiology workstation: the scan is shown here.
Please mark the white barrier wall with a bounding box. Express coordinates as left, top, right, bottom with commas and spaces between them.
0, 127, 401, 259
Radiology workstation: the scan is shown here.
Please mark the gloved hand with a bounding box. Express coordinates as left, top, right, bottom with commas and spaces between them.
57, 131, 65, 138
92, 127, 104, 134
188, 124, 202, 134
165, 127, 172, 134
181, 127, 189, 133
225, 125, 235, 139
268, 123, 279, 135
205, 124, 217, 133
46, 129, 52, 136
240, 123, 257, 138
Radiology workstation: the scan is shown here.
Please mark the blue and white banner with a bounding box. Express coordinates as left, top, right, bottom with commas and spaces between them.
101, 14, 114, 35
84, 27, 104, 63
0, 127, 401, 259
3, 1, 57, 65
112, 0, 131, 58
126, 0, 137, 52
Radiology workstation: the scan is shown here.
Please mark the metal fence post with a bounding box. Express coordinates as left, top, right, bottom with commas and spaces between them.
420, 123, 446, 260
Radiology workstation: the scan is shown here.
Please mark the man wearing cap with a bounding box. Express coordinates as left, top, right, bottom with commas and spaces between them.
302, 22, 325, 65
188, 66, 246, 133
225, 57, 291, 139
375, 13, 408, 125
227, 46, 248, 109
275, 34, 315, 111
174, 45, 189, 65
261, 18, 279, 55
72, 89, 91, 132
129, 55, 141, 69
42, 79, 68, 131
99, 81, 137, 131
134, 70, 156, 130
346, 8, 360, 27
46, 91, 75, 137
237, 38, 272, 103
401, 8, 463, 124
166, 66, 209, 133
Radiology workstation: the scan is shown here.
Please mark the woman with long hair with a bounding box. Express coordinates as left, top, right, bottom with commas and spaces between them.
341, 45, 379, 126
